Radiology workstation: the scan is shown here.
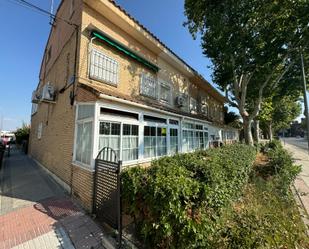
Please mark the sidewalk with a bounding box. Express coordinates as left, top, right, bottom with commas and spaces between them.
0, 147, 105, 249
283, 142, 309, 223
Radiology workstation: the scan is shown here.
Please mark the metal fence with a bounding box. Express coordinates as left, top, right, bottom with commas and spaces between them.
93, 147, 122, 247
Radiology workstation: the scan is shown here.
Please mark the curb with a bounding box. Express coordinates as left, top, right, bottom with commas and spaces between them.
292, 181, 309, 236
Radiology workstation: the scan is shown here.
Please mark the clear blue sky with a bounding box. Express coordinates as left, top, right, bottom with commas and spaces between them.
0, 0, 305, 131
0, 0, 214, 131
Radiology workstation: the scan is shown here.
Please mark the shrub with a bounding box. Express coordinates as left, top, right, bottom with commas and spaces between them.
121, 144, 256, 248
220, 178, 309, 249
258, 140, 301, 195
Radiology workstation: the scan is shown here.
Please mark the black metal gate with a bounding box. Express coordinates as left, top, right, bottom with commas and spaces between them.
93, 147, 122, 247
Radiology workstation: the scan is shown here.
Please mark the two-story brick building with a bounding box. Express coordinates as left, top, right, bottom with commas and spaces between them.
29, 0, 238, 211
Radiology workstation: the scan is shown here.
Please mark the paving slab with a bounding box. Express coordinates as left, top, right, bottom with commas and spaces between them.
0, 147, 106, 249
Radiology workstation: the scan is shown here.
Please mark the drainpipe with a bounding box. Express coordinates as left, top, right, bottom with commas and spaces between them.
70, 24, 80, 106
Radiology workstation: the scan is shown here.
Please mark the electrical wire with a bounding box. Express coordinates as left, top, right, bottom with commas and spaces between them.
5, 0, 77, 27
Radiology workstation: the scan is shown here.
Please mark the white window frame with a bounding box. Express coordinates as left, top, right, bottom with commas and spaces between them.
143, 120, 168, 160
122, 123, 139, 162
180, 93, 189, 112
190, 97, 198, 114
89, 48, 119, 86
91, 102, 217, 166
201, 96, 209, 116
158, 80, 172, 105
74, 120, 93, 167
182, 122, 209, 152
140, 73, 157, 99
98, 114, 140, 164
97, 120, 140, 164
73, 103, 95, 170
169, 118, 180, 156
31, 103, 38, 115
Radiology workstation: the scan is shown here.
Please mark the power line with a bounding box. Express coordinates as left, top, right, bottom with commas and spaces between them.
5, 0, 78, 27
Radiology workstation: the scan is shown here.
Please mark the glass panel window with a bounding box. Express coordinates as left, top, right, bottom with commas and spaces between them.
122, 124, 139, 162
169, 119, 179, 125
90, 49, 118, 85
31, 103, 38, 115
183, 123, 194, 129
75, 121, 93, 165
78, 105, 94, 120
195, 131, 205, 149
144, 126, 167, 158
182, 130, 189, 152
98, 122, 121, 158
201, 97, 208, 115
159, 81, 171, 103
170, 128, 178, 155
157, 127, 167, 156
196, 124, 203, 130
140, 74, 157, 98
190, 97, 197, 113
182, 122, 207, 152
144, 126, 156, 158
188, 130, 194, 151
204, 131, 209, 147
181, 94, 189, 112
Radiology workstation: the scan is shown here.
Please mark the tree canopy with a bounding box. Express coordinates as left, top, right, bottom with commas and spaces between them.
14, 123, 30, 145
184, 0, 309, 144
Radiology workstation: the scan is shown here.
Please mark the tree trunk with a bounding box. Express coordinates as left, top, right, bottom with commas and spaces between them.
268, 123, 273, 141
253, 119, 260, 144
243, 118, 253, 145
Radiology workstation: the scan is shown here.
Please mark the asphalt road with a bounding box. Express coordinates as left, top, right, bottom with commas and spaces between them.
282, 137, 309, 152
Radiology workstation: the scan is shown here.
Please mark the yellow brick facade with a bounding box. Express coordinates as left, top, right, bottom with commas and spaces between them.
29, 0, 232, 211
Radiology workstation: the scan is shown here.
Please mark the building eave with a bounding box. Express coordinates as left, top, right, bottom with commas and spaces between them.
83, 0, 226, 103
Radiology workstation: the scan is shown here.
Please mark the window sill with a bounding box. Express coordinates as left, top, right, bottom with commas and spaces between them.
89, 76, 118, 88
140, 92, 157, 100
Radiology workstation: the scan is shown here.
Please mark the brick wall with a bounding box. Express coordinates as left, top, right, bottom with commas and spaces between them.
71, 165, 94, 211
79, 3, 225, 124
29, 33, 77, 186
29, 0, 227, 213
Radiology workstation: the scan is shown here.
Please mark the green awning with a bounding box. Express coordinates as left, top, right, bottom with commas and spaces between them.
91, 30, 159, 73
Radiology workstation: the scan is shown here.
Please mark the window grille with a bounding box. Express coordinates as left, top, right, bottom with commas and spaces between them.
90, 49, 118, 85
140, 74, 157, 98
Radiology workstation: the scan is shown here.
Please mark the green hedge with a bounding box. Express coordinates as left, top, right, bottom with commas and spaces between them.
221, 141, 306, 248
121, 144, 256, 248
257, 140, 301, 195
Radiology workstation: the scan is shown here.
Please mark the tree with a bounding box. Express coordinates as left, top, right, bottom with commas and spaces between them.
184, 0, 309, 145
14, 123, 30, 145
258, 97, 301, 140
224, 107, 241, 129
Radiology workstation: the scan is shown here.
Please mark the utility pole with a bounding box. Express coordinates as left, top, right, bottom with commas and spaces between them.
300, 50, 309, 154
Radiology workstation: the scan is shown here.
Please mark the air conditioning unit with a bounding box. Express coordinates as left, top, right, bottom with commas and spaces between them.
31, 90, 41, 103
175, 96, 185, 107
41, 83, 55, 102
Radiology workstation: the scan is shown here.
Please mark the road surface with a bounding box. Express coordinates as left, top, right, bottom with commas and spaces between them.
283, 138, 309, 226
283, 138, 309, 187
282, 137, 309, 152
